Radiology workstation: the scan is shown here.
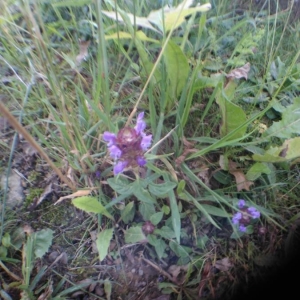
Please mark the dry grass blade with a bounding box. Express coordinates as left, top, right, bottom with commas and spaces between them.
0, 102, 76, 191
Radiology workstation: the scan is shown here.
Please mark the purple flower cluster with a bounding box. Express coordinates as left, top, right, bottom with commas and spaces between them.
232, 199, 260, 232
103, 112, 152, 175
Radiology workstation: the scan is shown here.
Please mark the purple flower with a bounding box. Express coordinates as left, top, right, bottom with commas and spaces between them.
137, 156, 147, 166
103, 132, 117, 146
247, 207, 260, 219
232, 200, 260, 233
239, 225, 247, 232
232, 212, 242, 225
103, 112, 152, 175
141, 133, 152, 151
135, 112, 146, 134
238, 199, 246, 208
114, 161, 128, 175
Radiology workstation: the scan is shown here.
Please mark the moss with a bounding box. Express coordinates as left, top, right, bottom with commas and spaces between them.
24, 188, 44, 207
27, 171, 40, 183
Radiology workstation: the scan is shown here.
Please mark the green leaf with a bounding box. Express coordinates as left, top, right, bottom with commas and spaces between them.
105, 30, 159, 43
102, 9, 160, 33
121, 201, 135, 224
216, 81, 247, 140
2, 233, 11, 248
154, 226, 176, 239
139, 203, 156, 221
169, 240, 190, 258
147, 235, 167, 259
148, 3, 211, 33
104, 280, 112, 300
0, 245, 8, 258
162, 205, 170, 215
72, 196, 114, 220
107, 177, 133, 195
197, 235, 209, 249
163, 40, 189, 97
201, 204, 229, 217
168, 190, 181, 243
253, 137, 300, 162
96, 228, 114, 262
133, 183, 156, 204
124, 226, 146, 244
10, 227, 25, 250
182, 192, 220, 228
150, 212, 164, 225
176, 180, 186, 195
34, 229, 54, 259
246, 162, 271, 181
149, 181, 177, 197
265, 97, 300, 138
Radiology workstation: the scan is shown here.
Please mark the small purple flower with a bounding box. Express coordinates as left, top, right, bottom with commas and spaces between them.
135, 112, 146, 134
114, 161, 128, 175
108, 145, 122, 160
239, 224, 247, 232
232, 212, 242, 225
103, 112, 152, 175
232, 199, 261, 233
103, 132, 117, 146
137, 156, 147, 166
238, 199, 246, 208
141, 133, 152, 151
247, 207, 260, 219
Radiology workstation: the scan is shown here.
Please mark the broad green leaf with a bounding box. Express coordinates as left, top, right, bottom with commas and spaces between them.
150, 212, 164, 225
34, 229, 54, 259
133, 184, 156, 204
124, 226, 146, 244
72, 196, 114, 220
154, 226, 176, 239
253, 137, 300, 162
147, 235, 167, 259
2, 233, 10, 248
11, 227, 25, 249
96, 228, 114, 262
107, 177, 133, 195
102, 10, 160, 33
139, 202, 156, 221
148, 2, 211, 33
246, 162, 271, 181
149, 181, 177, 197
265, 97, 300, 138
216, 81, 247, 140
163, 40, 189, 97
162, 205, 170, 215
168, 190, 181, 243
104, 1, 211, 34
121, 201, 135, 224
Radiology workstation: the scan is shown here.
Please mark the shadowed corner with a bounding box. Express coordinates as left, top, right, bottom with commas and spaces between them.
230, 221, 300, 300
